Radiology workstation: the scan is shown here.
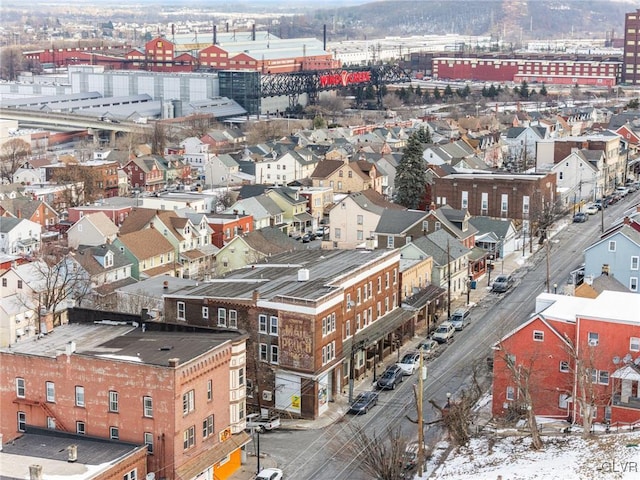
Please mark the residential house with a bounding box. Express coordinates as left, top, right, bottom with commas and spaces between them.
164, 249, 413, 420
223, 195, 285, 231
0, 197, 59, 231
0, 320, 250, 480
422, 205, 478, 250
156, 154, 191, 186
67, 212, 119, 249
254, 149, 318, 186
201, 130, 232, 154
469, 216, 519, 258
501, 125, 548, 169
551, 149, 603, 208
492, 291, 640, 426
67, 204, 133, 227
310, 158, 383, 194
113, 229, 177, 280
139, 193, 212, 213
375, 209, 431, 249
422, 140, 478, 167
204, 154, 244, 188
297, 186, 334, 226
329, 190, 405, 249
122, 156, 165, 193
410, 230, 471, 300
583, 224, 640, 293
205, 212, 254, 248
264, 188, 312, 235
180, 136, 211, 169
0, 217, 41, 255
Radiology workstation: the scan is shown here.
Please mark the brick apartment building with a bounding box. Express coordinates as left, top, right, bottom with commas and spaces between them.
624, 8, 640, 85
430, 172, 557, 225
492, 291, 640, 426
163, 248, 416, 420
1, 321, 250, 480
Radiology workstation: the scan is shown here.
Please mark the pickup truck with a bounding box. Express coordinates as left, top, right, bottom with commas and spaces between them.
245, 413, 281, 433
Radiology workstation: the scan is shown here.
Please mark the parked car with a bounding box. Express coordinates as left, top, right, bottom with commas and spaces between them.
348, 391, 379, 414
491, 274, 514, 293
246, 413, 281, 433
397, 351, 421, 375
450, 308, 471, 331
417, 338, 439, 358
315, 226, 328, 238
302, 232, 314, 243
376, 365, 404, 390
584, 204, 599, 215
573, 212, 588, 223
432, 321, 455, 344
255, 468, 284, 480
593, 200, 604, 211
616, 186, 630, 197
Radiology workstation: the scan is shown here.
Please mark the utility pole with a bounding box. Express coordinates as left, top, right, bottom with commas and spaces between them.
416, 351, 426, 476
545, 231, 551, 293
447, 240, 451, 320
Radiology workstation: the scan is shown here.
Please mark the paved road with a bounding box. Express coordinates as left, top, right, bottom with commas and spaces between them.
259, 192, 639, 480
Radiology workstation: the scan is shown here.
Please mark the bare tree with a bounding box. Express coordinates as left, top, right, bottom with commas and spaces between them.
335, 424, 408, 480
495, 345, 544, 450
245, 119, 291, 144
51, 163, 98, 206
147, 122, 168, 155
0, 138, 31, 183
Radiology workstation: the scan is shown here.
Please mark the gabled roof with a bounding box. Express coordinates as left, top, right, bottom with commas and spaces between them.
241, 227, 302, 255
0, 197, 52, 220
116, 229, 174, 260
585, 224, 640, 253
0, 217, 23, 233
75, 244, 133, 276
346, 189, 404, 215
469, 216, 515, 238
494, 313, 572, 348
410, 229, 469, 266
310, 159, 344, 179
75, 212, 118, 237
118, 208, 158, 235
375, 209, 428, 235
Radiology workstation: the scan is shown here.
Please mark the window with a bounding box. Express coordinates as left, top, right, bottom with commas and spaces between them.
631, 277, 638, 292
335, 227, 341, 239
598, 370, 609, 385
270, 316, 278, 336
17, 280, 23, 289
481, 192, 488, 211
387, 236, 394, 248
202, 306, 209, 319
1, 278, 6, 287
258, 314, 267, 333
560, 361, 570, 373
203, 414, 214, 438
47, 416, 56, 429
229, 310, 237, 328
608, 240, 616, 252
110, 426, 119, 440
357, 215, 363, 225
393, 269, 398, 285
17, 412, 26, 432
357, 230, 363, 241
501, 194, 508, 213
506, 386, 515, 401
559, 393, 570, 409
533, 330, 544, 342
76, 421, 86, 435
385, 272, 390, 289
46, 382, 55, 402
183, 390, 195, 415
143, 396, 153, 417
259, 343, 268, 362
16, 378, 25, 398
75, 386, 85, 407
345, 320, 351, 338
461, 191, 468, 209
523, 195, 530, 214
270, 345, 279, 364
632, 257, 640, 270
177, 301, 185, 320
207, 380, 213, 401
238, 367, 245, 386
218, 308, 227, 326
183, 426, 196, 449
109, 391, 119, 412
588, 332, 599, 346
377, 277, 382, 293
630, 337, 640, 352
144, 432, 154, 453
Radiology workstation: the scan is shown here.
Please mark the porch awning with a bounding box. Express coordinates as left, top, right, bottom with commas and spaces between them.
175, 431, 251, 480
294, 212, 313, 223
611, 365, 640, 381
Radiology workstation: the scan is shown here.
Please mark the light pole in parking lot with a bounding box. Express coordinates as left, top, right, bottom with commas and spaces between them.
487, 253, 494, 286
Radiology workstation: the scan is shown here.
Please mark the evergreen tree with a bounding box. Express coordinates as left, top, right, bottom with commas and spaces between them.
433, 87, 441, 100
519, 80, 530, 99
481, 85, 489, 97
539, 83, 548, 96
394, 132, 427, 209
414, 126, 432, 144
488, 84, 498, 98
444, 84, 454, 97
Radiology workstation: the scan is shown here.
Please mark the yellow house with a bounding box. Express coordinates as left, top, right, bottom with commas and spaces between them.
310, 158, 383, 194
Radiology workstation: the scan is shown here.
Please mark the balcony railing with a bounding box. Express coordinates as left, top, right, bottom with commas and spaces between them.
612, 394, 640, 410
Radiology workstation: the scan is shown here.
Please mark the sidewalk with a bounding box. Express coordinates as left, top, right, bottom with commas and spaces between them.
228, 450, 279, 480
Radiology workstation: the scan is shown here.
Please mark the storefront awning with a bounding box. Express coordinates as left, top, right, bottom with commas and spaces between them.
343, 307, 414, 355
175, 431, 251, 480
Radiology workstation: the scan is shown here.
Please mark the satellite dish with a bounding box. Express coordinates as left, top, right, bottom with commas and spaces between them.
612, 356, 620, 365
623, 353, 633, 364
634, 357, 640, 366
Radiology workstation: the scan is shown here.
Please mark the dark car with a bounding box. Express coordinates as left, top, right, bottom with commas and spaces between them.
573, 212, 588, 223
348, 391, 379, 414
417, 339, 439, 358
491, 274, 514, 293
376, 365, 404, 390
302, 233, 314, 243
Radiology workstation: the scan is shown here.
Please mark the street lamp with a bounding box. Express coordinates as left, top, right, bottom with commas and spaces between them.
446, 392, 452, 408
553, 283, 558, 294
487, 253, 494, 286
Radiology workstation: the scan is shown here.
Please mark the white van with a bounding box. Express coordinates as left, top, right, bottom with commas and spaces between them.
450, 308, 471, 331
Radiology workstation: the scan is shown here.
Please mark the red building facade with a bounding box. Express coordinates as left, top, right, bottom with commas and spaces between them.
492, 292, 640, 427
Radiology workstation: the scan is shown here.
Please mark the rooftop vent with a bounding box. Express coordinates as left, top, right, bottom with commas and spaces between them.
67, 444, 77, 463
298, 268, 310, 282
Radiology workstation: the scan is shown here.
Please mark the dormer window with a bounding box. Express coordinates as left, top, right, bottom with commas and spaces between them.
104, 251, 114, 268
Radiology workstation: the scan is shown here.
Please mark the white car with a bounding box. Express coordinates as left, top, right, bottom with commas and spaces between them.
584, 204, 599, 215
397, 351, 421, 375
255, 468, 283, 480
432, 322, 455, 344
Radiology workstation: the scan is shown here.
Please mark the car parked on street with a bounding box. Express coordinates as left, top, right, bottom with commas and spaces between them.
584, 204, 599, 215
376, 365, 404, 390
417, 339, 439, 358
302, 232, 314, 243
397, 351, 421, 375
450, 308, 471, 331
255, 468, 284, 480
572, 212, 588, 223
432, 321, 455, 344
491, 274, 514, 293
348, 391, 379, 414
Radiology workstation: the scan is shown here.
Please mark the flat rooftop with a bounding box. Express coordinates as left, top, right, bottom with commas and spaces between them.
2, 322, 243, 367
0, 427, 144, 480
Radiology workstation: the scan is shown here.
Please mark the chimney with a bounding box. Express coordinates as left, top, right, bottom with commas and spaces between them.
168, 358, 179, 367
67, 444, 78, 463
252, 24, 256, 41
624, 216, 630, 225
65, 341, 76, 356
163, 280, 169, 289
29, 465, 43, 480
213, 24, 217, 45
252, 289, 260, 302
323, 24, 327, 51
